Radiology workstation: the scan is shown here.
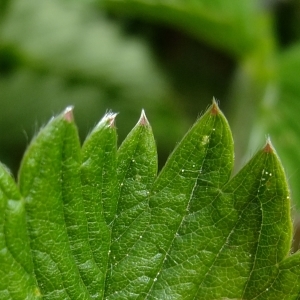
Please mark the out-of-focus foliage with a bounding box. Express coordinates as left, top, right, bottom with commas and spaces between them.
1, 0, 300, 214
258, 44, 300, 215
0, 0, 187, 172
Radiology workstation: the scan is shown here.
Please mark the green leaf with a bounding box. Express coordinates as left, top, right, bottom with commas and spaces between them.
19, 108, 98, 299
107, 110, 157, 290
2, 101, 300, 299
80, 112, 118, 298
260, 252, 300, 299
105, 100, 235, 298
227, 141, 291, 299
0, 163, 41, 299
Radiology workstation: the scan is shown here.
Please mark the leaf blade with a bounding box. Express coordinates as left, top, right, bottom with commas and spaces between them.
4, 102, 299, 299
254, 253, 300, 300
19, 108, 96, 299
144, 100, 234, 299
241, 142, 292, 299
105, 110, 158, 298
81, 112, 118, 297
0, 163, 40, 299
106, 101, 235, 298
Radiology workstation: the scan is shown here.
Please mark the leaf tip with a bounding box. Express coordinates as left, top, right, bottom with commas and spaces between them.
97, 111, 118, 129
105, 111, 118, 128
263, 136, 274, 153
211, 97, 220, 116
63, 106, 74, 122
138, 109, 149, 126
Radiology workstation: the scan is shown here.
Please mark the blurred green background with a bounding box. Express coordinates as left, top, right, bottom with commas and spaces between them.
1, 0, 300, 242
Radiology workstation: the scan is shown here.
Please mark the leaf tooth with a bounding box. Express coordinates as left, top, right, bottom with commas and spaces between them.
96, 111, 118, 129
263, 135, 274, 153
211, 97, 220, 115
106, 112, 118, 128
138, 109, 149, 126
63, 105, 74, 122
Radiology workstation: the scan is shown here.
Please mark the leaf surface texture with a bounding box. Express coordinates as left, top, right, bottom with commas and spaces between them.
0, 102, 298, 299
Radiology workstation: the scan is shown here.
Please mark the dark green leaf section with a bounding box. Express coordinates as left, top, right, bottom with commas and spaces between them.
81, 112, 118, 297
105, 101, 234, 298
0, 163, 40, 300
106, 110, 157, 292
19, 108, 96, 299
